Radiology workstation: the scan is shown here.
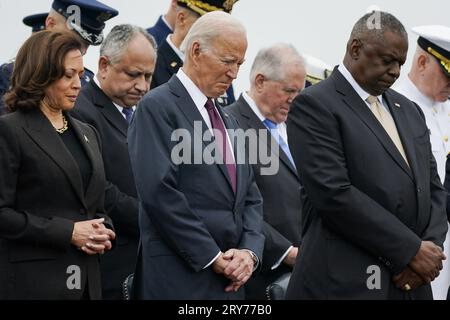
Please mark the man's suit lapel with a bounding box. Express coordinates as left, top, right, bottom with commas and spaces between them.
23, 109, 86, 206
333, 70, 413, 180
168, 76, 236, 195
237, 96, 298, 177
68, 116, 104, 205
89, 81, 128, 137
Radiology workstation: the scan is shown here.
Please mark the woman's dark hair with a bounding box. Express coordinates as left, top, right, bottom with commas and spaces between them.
4, 30, 83, 112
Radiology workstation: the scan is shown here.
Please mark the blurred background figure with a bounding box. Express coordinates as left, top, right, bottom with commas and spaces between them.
146, 0, 177, 46
394, 25, 450, 300
0, 30, 115, 300
0, 0, 119, 115
227, 43, 306, 299
151, 0, 239, 107
71, 24, 157, 299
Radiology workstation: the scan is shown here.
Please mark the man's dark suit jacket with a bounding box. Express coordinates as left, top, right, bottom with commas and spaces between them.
128, 76, 265, 299
285, 68, 448, 300
72, 81, 139, 300
0, 109, 112, 299
227, 95, 302, 299
150, 39, 236, 106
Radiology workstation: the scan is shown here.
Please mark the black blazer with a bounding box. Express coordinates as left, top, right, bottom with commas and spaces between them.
227, 95, 302, 299
0, 108, 111, 300
72, 80, 139, 299
128, 76, 265, 299
286, 68, 448, 300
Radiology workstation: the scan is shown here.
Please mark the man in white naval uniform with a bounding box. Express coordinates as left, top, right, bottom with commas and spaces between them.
395, 25, 450, 300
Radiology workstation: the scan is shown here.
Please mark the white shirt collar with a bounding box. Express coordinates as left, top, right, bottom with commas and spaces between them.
338, 64, 383, 103
176, 68, 235, 158
242, 91, 288, 141
166, 34, 185, 62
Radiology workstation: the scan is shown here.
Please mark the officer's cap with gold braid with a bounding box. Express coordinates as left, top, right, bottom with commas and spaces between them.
413, 25, 450, 77
177, 0, 238, 16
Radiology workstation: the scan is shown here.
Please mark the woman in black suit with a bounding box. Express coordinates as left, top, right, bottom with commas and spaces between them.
0, 31, 115, 300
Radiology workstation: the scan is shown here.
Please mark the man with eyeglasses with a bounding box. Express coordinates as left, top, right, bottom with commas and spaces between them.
395, 25, 450, 300
227, 43, 306, 299
71, 24, 157, 299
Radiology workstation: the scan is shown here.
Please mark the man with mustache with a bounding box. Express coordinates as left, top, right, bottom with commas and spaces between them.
286, 11, 447, 299
71, 24, 157, 299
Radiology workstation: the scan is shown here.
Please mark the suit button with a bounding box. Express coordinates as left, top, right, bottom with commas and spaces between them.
385, 261, 391, 267
417, 187, 422, 193
79, 209, 87, 215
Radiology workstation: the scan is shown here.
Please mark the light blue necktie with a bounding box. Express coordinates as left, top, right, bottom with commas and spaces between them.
122, 108, 134, 124
263, 119, 296, 169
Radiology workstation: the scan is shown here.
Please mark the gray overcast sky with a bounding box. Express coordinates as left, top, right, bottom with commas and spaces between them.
0, 0, 448, 94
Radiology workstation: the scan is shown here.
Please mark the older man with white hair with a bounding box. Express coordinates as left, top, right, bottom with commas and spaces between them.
128, 11, 264, 300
